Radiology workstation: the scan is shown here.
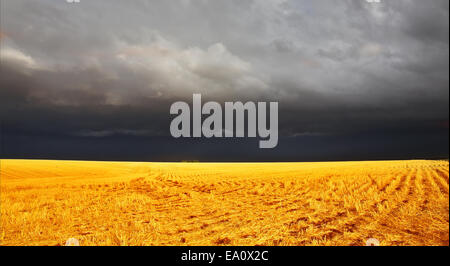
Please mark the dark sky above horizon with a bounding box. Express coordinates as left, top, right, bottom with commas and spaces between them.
0, 0, 448, 161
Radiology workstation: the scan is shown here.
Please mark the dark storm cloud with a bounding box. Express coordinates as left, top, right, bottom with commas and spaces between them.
0, 0, 448, 160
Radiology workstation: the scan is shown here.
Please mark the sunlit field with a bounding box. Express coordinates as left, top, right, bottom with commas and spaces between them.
0, 159, 448, 246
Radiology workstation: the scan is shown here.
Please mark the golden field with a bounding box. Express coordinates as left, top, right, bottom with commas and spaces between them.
0, 159, 448, 246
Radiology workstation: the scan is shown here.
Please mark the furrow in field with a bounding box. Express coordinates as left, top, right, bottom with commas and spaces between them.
435, 168, 449, 185
416, 169, 431, 211
406, 169, 417, 198
394, 170, 409, 194
383, 168, 417, 213
355, 177, 376, 194
430, 169, 449, 195
383, 171, 403, 194
427, 169, 447, 196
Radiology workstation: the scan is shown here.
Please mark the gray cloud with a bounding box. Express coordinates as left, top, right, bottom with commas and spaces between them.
0, 0, 448, 151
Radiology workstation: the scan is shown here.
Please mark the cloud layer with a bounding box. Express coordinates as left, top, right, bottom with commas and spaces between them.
0, 0, 448, 159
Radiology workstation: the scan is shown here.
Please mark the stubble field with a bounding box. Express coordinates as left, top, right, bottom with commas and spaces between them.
0, 159, 448, 246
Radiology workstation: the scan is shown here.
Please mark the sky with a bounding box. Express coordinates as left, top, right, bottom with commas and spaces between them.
0, 0, 448, 161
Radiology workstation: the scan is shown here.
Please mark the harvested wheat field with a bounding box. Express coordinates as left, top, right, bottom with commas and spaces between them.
0, 159, 448, 246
